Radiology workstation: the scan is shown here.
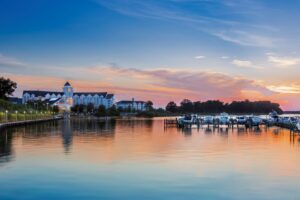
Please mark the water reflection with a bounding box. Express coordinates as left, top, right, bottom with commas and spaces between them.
1, 120, 300, 156
1, 118, 300, 199
0, 129, 14, 164
62, 119, 72, 153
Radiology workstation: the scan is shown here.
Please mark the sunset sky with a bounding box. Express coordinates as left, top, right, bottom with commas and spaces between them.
1, 0, 300, 110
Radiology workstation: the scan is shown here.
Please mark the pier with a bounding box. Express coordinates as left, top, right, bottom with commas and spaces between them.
164, 116, 300, 133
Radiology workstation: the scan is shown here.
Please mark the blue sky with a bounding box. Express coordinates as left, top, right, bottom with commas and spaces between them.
1, 0, 300, 109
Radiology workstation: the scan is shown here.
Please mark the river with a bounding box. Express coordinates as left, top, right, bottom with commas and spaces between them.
0, 117, 300, 200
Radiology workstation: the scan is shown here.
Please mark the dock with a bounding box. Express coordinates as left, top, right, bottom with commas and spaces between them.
164, 116, 300, 133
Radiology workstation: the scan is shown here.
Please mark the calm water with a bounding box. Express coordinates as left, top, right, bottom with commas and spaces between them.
1, 118, 300, 200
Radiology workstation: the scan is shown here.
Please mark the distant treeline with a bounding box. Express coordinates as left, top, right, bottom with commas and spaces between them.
165, 99, 283, 114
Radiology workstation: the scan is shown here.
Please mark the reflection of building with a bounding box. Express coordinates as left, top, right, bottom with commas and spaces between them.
22, 82, 115, 108
116, 99, 146, 111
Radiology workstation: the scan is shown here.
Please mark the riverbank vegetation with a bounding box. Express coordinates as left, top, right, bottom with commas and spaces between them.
166, 99, 283, 115
0, 77, 59, 123
71, 104, 120, 117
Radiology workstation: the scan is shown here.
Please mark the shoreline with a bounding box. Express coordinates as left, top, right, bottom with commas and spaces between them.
0, 117, 63, 130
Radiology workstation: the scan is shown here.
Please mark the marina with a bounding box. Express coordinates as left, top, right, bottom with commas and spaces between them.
164, 112, 300, 133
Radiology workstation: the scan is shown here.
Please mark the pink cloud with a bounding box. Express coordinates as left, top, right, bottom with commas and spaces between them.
3, 66, 300, 110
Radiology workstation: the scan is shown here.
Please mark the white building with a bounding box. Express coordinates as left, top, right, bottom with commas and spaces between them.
22, 82, 115, 108
116, 99, 146, 111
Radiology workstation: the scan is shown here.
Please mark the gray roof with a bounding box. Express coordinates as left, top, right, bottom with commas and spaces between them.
73, 92, 107, 97
106, 94, 114, 99
23, 90, 63, 96
64, 81, 71, 86
23, 90, 114, 98
117, 100, 145, 104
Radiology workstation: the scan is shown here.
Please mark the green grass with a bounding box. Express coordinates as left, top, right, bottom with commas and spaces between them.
0, 111, 55, 123
0, 99, 57, 123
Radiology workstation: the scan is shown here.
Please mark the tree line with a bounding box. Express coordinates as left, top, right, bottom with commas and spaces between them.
0, 76, 284, 115
71, 104, 120, 116
166, 99, 283, 114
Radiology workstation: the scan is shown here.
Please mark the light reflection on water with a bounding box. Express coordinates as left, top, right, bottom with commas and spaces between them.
0, 118, 300, 200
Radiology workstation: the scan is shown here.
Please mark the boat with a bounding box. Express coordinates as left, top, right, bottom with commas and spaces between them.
268, 110, 279, 122
216, 112, 230, 125
247, 115, 263, 126
203, 115, 214, 125
236, 116, 247, 125
296, 122, 300, 131
177, 114, 199, 126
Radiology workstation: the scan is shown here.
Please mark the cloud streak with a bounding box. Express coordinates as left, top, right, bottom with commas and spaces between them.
194, 55, 205, 59
0, 53, 27, 68
268, 55, 300, 68
97, 0, 276, 47
232, 59, 264, 69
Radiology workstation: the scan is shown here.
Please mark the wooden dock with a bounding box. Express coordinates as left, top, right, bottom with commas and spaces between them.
165, 118, 272, 129
164, 117, 300, 133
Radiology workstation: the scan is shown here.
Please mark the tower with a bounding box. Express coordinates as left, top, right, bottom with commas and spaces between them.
63, 81, 74, 107
63, 81, 74, 98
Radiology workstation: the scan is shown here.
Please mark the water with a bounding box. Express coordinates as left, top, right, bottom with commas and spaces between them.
1, 118, 300, 200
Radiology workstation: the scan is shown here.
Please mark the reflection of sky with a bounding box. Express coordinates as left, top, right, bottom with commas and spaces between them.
0, 119, 300, 199
2, 1, 300, 109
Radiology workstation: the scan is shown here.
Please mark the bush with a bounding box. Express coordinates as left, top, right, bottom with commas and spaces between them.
96, 105, 107, 117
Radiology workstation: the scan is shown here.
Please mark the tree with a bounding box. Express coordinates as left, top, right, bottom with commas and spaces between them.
166, 101, 178, 113
71, 105, 79, 113
87, 103, 94, 113
96, 105, 107, 117
108, 105, 120, 116
193, 101, 203, 113
180, 99, 194, 113
52, 105, 59, 114
78, 104, 85, 113
26, 100, 47, 111
145, 100, 153, 111
0, 77, 17, 100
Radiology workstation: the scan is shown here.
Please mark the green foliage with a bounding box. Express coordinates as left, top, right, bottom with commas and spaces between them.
52, 105, 59, 114
26, 100, 48, 111
165, 99, 283, 114
108, 105, 120, 116
87, 103, 94, 113
0, 77, 17, 100
145, 100, 153, 111
166, 101, 178, 113
0, 99, 38, 112
79, 104, 85, 113
96, 105, 107, 117
136, 108, 170, 118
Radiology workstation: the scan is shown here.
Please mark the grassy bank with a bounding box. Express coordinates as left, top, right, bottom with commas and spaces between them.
0, 99, 56, 123
0, 111, 55, 123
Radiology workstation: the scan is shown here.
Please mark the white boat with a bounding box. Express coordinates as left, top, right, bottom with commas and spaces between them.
177, 114, 199, 125
236, 116, 247, 124
268, 110, 279, 122
296, 123, 300, 131
216, 112, 230, 125
203, 115, 214, 124
248, 116, 263, 126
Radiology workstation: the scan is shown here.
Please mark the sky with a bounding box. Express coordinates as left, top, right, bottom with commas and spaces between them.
1, 0, 300, 110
